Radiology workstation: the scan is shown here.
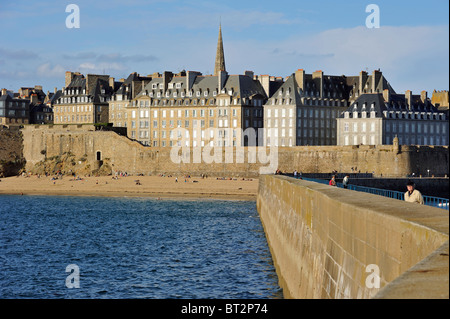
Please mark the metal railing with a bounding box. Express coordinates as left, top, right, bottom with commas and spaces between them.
294, 176, 449, 211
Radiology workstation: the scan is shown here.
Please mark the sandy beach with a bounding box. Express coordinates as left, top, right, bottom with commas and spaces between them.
0, 174, 259, 201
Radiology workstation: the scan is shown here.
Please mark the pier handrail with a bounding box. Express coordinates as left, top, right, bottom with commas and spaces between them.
294, 176, 449, 211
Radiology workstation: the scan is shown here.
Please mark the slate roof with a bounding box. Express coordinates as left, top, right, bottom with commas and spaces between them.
341, 93, 444, 119
135, 73, 267, 102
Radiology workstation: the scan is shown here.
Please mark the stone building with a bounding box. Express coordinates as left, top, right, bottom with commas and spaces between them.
128, 70, 266, 147
263, 69, 396, 146
53, 72, 115, 124
29, 92, 54, 124
108, 72, 152, 128
126, 26, 267, 147
0, 89, 30, 127
336, 90, 449, 146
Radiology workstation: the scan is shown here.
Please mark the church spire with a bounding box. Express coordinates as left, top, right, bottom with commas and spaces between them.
214, 24, 226, 76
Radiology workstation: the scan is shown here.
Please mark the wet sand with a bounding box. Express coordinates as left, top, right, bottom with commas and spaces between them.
0, 175, 258, 201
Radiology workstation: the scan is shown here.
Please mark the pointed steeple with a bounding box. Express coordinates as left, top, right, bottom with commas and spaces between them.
214, 24, 226, 76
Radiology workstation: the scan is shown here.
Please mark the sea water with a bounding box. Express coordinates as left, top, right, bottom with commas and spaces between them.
0, 195, 282, 299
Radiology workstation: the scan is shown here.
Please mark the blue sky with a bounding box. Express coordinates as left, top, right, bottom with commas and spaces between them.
0, 0, 448, 95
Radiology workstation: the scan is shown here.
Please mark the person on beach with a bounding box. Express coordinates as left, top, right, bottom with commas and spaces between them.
404, 181, 424, 205
329, 175, 336, 187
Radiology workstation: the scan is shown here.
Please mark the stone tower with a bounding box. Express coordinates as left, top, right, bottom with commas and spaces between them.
214, 24, 226, 76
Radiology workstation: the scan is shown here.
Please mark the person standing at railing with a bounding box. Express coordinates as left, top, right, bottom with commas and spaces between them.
405, 181, 424, 205
343, 175, 349, 189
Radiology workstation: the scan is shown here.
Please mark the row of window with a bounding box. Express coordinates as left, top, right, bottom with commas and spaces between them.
383, 111, 445, 120
132, 97, 262, 107
0, 101, 28, 109
59, 96, 92, 104
267, 108, 340, 119
55, 105, 94, 113
55, 115, 92, 123
385, 121, 448, 134
268, 118, 336, 129
0, 109, 27, 117
130, 108, 246, 119
343, 122, 377, 133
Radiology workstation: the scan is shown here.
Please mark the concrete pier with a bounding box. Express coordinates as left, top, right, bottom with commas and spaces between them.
257, 175, 449, 299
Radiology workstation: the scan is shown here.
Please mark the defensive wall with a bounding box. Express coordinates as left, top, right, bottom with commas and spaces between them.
21, 125, 449, 177
257, 175, 449, 299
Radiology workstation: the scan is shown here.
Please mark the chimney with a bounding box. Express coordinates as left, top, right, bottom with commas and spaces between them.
420, 90, 428, 104
405, 90, 413, 110
371, 70, 382, 92
186, 71, 201, 91
312, 70, 324, 97
30, 93, 39, 105
383, 89, 390, 103
294, 69, 305, 91
244, 70, 254, 79
218, 70, 228, 91
65, 71, 74, 88
162, 71, 173, 93
359, 71, 368, 94
1, 88, 7, 96
54, 87, 58, 94
109, 77, 115, 89
259, 75, 271, 99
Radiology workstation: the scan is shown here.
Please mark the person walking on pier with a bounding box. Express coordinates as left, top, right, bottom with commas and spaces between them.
404, 181, 424, 205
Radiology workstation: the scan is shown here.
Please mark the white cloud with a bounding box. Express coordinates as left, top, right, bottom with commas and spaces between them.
78, 62, 126, 73
226, 25, 449, 93
36, 63, 66, 78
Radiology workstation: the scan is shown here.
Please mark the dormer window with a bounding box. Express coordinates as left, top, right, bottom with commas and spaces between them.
152, 84, 157, 89
176, 83, 181, 89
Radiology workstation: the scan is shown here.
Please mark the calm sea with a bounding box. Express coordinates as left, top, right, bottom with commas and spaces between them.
0, 195, 282, 299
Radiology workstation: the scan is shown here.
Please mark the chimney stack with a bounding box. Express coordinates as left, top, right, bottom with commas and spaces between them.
218, 70, 228, 91
383, 89, 390, 103
1, 88, 7, 96
420, 90, 428, 104
30, 94, 38, 105
405, 90, 413, 110
259, 75, 271, 98
372, 70, 382, 93
244, 70, 254, 79
312, 70, 324, 98
294, 69, 305, 91
359, 71, 368, 94
65, 71, 74, 88
109, 77, 115, 89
